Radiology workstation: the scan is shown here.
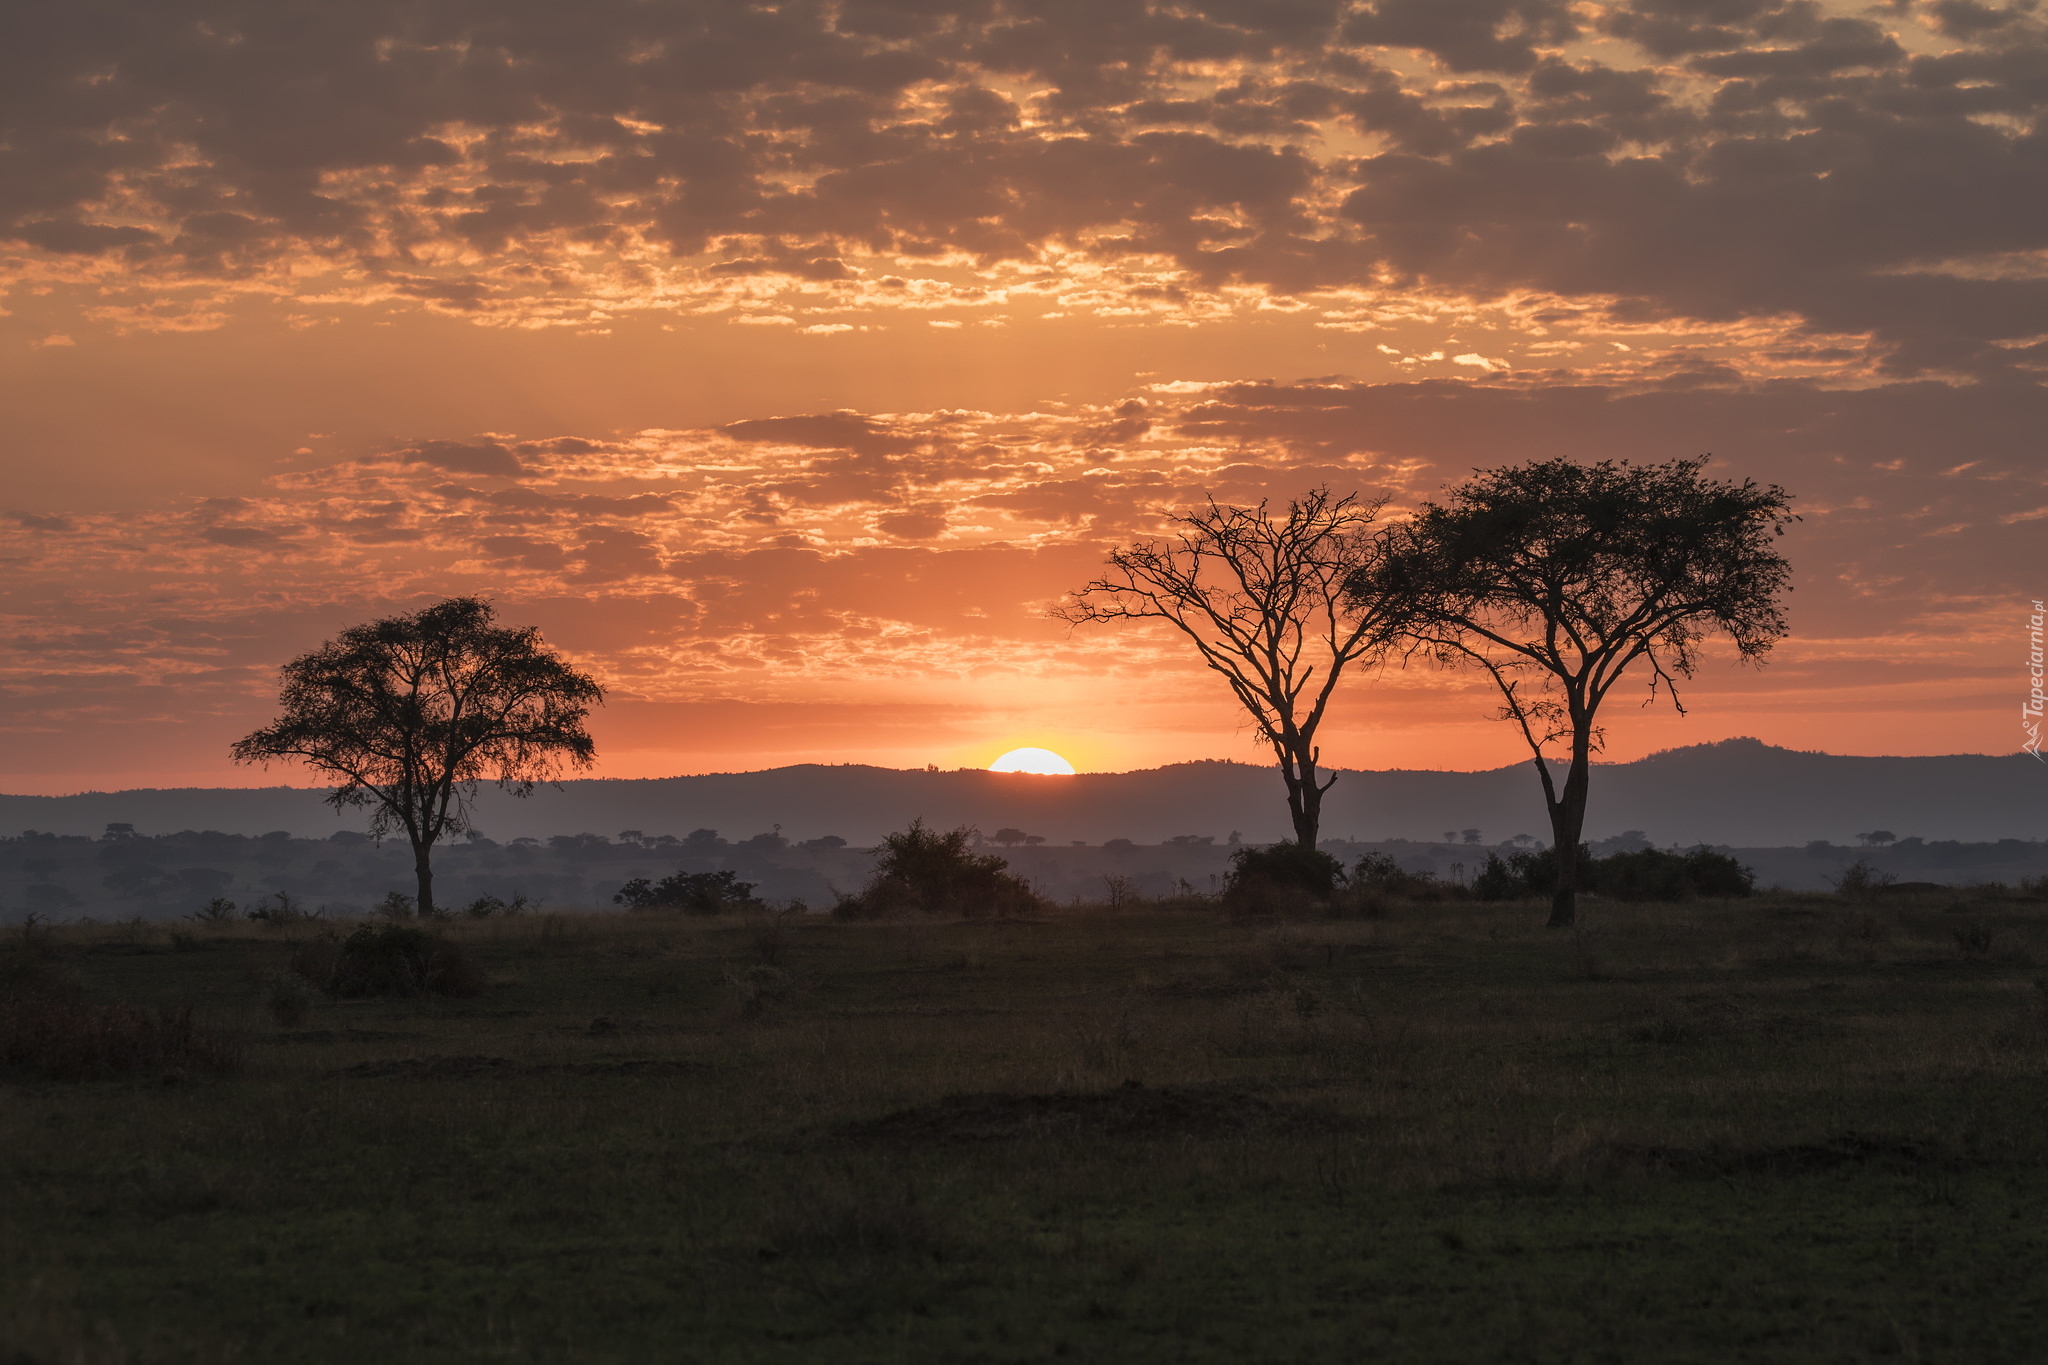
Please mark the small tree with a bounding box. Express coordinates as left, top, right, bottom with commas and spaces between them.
1351, 458, 1794, 927
231, 597, 602, 917
1058, 487, 1404, 848
841, 819, 1040, 918
614, 869, 761, 914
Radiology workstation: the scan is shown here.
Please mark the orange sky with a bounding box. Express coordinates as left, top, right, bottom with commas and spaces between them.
2, 0, 2042, 794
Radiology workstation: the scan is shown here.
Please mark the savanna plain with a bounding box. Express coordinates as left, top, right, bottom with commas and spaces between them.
5, 889, 2048, 1363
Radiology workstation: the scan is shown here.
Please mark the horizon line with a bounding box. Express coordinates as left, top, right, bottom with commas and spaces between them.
3, 737, 2037, 800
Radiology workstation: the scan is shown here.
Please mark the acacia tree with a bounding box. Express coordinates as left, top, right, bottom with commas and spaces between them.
1058, 487, 1405, 848
1350, 457, 1794, 927
232, 597, 603, 916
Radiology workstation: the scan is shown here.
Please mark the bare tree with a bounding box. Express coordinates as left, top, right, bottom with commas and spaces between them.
232, 597, 603, 917
1058, 487, 1403, 848
1351, 457, 1795, 927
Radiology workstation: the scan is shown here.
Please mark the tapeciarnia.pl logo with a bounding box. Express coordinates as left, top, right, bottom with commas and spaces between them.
2028, 599, 2046, 761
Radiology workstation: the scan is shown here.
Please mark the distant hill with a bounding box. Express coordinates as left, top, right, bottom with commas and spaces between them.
3, 739, 2042, 847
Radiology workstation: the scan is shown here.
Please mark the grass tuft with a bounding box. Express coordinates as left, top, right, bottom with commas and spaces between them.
0, 996, 242, 1081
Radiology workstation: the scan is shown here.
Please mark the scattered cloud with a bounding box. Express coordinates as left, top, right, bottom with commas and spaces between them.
3, 377, 2037, 770
1, 1, 2043, 374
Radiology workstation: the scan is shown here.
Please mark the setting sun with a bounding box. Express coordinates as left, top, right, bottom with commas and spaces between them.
988, 747, 1076, 775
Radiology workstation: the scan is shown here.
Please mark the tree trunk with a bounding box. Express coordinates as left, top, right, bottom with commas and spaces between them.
1279, 747, 1327, 848
1546, 736, 1593, 928
412, 840, 436, 919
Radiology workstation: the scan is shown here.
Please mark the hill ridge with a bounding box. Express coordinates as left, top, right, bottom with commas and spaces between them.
3, 738, 2041, 846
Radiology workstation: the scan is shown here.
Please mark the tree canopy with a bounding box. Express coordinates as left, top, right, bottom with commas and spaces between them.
231, 597, 603, 917
1060, 487, 1405, 848
1351, 457, 1795, 925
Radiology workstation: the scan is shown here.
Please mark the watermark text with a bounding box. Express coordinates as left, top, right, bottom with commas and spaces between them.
2028, 598, 2045, 761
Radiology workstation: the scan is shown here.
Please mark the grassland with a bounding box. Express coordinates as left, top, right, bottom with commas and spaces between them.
5, 890, 2048, 1363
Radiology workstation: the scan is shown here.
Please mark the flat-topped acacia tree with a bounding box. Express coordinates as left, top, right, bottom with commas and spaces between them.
1349, 457, 1795, 927
232, 597, 603, 917
1058, 487, 1406, 849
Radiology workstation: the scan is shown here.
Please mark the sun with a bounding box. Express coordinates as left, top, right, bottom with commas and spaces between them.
988, 747, 1076, 775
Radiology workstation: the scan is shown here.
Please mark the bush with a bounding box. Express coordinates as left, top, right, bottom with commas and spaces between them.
1352, 851, 1449, 899
1475, 845, 1755, 902
1831, 859, 1898, 899
189, 897, 238, 924
1472, 852, 1529, 901
245, 892, 310, 924
614, 869, 762, 914
265, 974, 314, 1028
837, 819, 1042, 918
1223, 843, 1345, 914
1618, 847, 1755, 900
463, 893, 532, 918
0, 997, 243, 1080
294, 923, 484, 998
465, 894, 504, 918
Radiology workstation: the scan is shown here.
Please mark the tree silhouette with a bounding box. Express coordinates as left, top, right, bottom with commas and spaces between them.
231, 597, 602, 917
1351, 458, 1794, 927
1059, 487, 1405, 848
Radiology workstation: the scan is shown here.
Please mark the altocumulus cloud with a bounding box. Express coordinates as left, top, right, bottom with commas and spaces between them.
0, 375, 2039, 760
0, 0, 2044, 375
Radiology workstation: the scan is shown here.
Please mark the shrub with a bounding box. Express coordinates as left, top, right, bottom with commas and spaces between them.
1472, 853, 1528, 901
1101, 874, 1143, 911
0, 997, 243, 1080
265, 974, 315, 1028
295, 923, 484, 998
1475, 845, 1755, 902
376, 891, 416, 919
462, 893, 531, 918
837, 819, 1042, 918
1222, 843, 1345, 914
1353, 851, 1442, 898
245, 892, 310, 924
1832, 859, 1898, 899
189, 897, 238, 924
1676, 848, 1755, 898
724, 962, 789, 1019
615, 869, 762, 914
1599, 847, 1756, 900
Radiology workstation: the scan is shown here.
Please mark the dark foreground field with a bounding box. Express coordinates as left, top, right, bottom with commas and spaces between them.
6, 893, 2048, 1363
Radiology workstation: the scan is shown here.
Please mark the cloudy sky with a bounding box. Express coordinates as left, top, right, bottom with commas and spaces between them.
2, 0, 2042, 792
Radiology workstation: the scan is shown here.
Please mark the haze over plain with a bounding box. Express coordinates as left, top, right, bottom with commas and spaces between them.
2, 0, 2041, 792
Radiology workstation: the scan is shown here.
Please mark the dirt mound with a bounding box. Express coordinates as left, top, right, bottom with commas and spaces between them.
336, 1054, 701, 1079
1609, 1132, 1943, 1176
833, 1080, 1349, 1146
339, 1054, 515, 1079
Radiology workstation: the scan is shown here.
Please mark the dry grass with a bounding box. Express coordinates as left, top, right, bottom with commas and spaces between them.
4, 889, 2047, 1361
0, 996, 244, 1081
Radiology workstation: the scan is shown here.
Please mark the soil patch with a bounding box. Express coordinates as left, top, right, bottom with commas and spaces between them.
336, 1054, 702, 1079
831, 1079, 1351, 1146
1609, 1132, 1945, 1176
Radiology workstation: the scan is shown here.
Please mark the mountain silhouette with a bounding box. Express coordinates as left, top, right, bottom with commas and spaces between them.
3, 739, 2040, 847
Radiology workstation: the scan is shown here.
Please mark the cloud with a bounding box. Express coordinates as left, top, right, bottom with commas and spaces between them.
876, 505, 949, 540
393, 440, 525, 478
2, 371, 2033, 780
723, 412, 914, 455
200, 525, 285, 548
0, 0, 2041, 374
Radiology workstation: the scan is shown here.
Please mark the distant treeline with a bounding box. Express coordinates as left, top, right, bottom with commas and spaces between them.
7, 824, 2048, 920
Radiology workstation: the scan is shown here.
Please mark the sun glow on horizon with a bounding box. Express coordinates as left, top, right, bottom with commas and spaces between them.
988, 747, 1076, 775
